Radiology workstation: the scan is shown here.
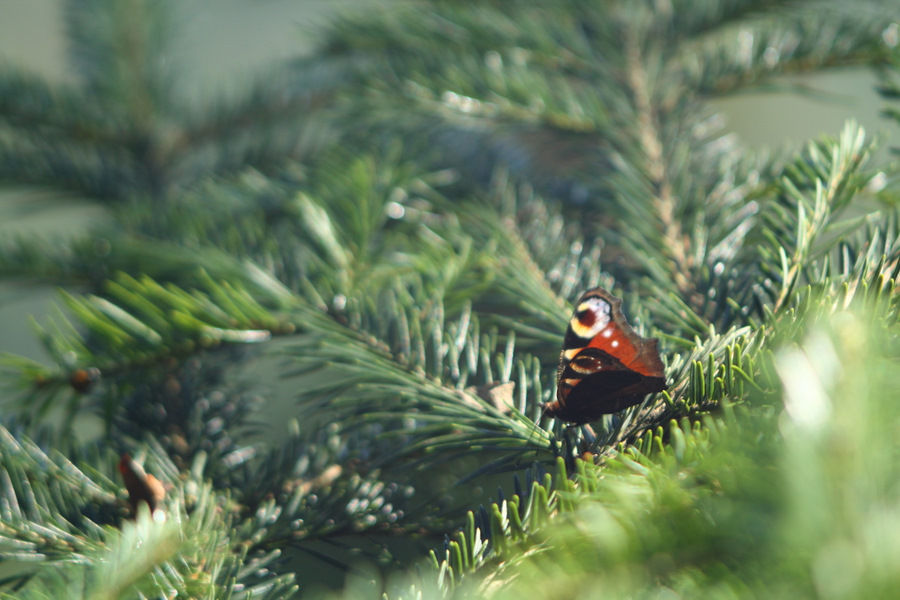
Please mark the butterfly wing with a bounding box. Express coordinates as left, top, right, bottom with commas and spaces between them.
544, 288, 667, 424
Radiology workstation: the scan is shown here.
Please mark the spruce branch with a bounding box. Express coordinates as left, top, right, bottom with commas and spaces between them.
0, 270, 292, 432
317, 0, 897, 326
64, 0, 174, 114
878, 40, 900, 152
621, 21, 694, 298
0, 0, 342, 201
435, 176, 605, 345
0, 231, 299, 306
0, 424, 397, 598
217, 413, 445, 549
0, 68, 121, 136
285, 284, 557, 476
671, 0, 895, 94
0, 433, 300, 598
754, 122, 882, 313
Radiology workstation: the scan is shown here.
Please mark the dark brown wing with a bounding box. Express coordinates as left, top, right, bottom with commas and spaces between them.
545, 347, 665, 423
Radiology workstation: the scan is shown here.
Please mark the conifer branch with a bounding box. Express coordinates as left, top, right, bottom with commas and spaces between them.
0, 271, 292, 429
622, 24, 694, 298
2, 0, 900, 596
285, 288, 557, 475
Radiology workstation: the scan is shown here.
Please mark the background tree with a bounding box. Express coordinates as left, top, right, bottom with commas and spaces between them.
1, 0, 899, 598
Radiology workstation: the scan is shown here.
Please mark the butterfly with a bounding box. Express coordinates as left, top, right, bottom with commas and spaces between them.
542, 288, 666, 424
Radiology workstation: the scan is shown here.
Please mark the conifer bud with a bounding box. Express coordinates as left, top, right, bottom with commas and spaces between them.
118, 453, 166, 521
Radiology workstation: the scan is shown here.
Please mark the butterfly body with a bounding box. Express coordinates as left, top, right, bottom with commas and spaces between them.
543, 288, 666, 424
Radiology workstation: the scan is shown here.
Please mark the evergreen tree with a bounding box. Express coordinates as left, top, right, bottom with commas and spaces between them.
1, 0, 899, 598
